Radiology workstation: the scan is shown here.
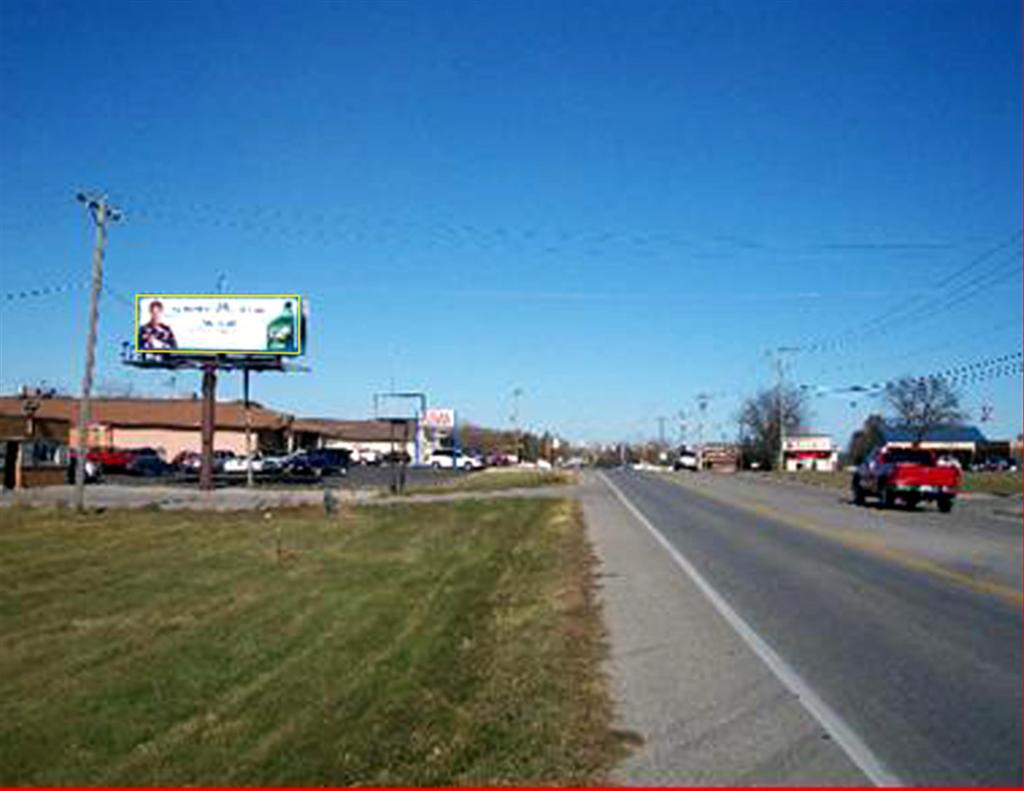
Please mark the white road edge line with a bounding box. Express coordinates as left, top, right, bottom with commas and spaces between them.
599, 471, 904, 788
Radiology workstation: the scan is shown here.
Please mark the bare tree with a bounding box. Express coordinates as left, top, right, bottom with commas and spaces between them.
847, 413, 886, 465
884, 376, 965, 445
737, 384, 809, 469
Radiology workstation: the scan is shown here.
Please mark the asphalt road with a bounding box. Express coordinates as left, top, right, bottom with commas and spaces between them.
602, 468, 1022, 786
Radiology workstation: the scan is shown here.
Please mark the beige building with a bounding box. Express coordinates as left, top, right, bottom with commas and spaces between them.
0, 395, 292, 462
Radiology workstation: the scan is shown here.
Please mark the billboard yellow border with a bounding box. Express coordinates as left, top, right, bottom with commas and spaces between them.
134, 293, 304, 356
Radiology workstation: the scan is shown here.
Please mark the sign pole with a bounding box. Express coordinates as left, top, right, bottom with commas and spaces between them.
200, 363, 217, 491
453, 411, 460, 470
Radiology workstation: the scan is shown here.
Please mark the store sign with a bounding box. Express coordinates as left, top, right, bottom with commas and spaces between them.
782, 436, 834, 452
134, 294, 303, 355
423, 408, 455, 429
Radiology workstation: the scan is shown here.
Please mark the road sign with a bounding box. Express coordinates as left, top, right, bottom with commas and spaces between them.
423, 408, 455, 429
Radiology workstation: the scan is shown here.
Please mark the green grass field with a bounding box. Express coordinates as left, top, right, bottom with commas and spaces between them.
0, 499, 624, 785
961, 470, 1023, 496
404, 468, 577, 495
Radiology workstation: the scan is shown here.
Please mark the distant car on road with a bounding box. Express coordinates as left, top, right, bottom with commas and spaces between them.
852, 447, 960, 512
674, 448, 699, 471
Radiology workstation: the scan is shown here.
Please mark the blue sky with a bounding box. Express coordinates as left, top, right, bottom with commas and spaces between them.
1, 0, 1020, 444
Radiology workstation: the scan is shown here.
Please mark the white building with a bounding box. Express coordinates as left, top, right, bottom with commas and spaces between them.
291, 418, 419, 463
782, 434, 839, 472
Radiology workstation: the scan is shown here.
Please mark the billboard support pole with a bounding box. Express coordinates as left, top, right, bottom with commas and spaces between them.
200, 363, 217, 491
243, 367, 254, 488
389, 419, 397, 494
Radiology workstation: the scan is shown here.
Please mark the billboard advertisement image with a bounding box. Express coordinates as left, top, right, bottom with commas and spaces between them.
135, 294, 303, 355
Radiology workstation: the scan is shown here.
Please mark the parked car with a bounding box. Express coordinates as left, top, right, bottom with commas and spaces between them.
86, 447, 135, 472
172, 450, 201, 472
430, 449, 482, 470
852, 447, 960, 512
294, 447, 351, 475
222, 452, 278, 475
126, 454, 173, 477
277, 452, 323, 481
66, 456, 103, 483
127, 447, 162, 460
172, 450, 238, 474
354, 449, 381, 465
381, 450, 412, 466
972, 457, 1018, 472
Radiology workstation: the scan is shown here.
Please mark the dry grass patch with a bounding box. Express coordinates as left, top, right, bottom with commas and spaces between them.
405, 468, 577, 495
0, 499, 625, 785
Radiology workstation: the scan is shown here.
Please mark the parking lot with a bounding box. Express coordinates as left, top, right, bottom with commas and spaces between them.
99, 464, 464, 491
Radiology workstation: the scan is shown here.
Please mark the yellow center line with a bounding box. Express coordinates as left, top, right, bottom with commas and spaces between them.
659, 473, 1023, 609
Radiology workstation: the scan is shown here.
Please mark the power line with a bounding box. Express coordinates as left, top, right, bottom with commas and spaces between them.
791, 230, 1022, 355
809, 314, 1022, 380
800, 350, 1023, 398
2, 280, 90, 303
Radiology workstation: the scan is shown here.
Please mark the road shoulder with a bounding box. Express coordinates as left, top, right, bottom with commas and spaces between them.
579, 471, 866, 786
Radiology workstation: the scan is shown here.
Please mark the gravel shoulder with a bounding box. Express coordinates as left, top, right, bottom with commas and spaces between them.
579, 471, 866, 786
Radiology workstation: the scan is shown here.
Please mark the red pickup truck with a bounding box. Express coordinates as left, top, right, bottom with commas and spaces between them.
852, 447, 960, 512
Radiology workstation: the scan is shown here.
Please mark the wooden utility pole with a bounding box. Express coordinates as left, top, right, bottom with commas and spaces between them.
74, 193, 120, 512
771, 347, 799, 472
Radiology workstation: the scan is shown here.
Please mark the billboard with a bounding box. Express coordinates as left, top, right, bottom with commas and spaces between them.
134, 294, 303, 355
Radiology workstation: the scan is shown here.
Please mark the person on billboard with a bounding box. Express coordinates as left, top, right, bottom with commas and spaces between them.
138, 300, 178, 350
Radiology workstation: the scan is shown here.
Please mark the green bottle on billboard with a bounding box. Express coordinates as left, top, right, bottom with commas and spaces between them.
266, 301, 297, 352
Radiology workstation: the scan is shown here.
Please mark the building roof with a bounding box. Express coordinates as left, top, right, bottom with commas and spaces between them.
0, 396, 291, 431
880, 424, 987, 445
292, 417, 413, 442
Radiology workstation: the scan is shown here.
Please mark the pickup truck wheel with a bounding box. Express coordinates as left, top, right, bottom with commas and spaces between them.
937, 495, 954, 514
852, 477, 865, 506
